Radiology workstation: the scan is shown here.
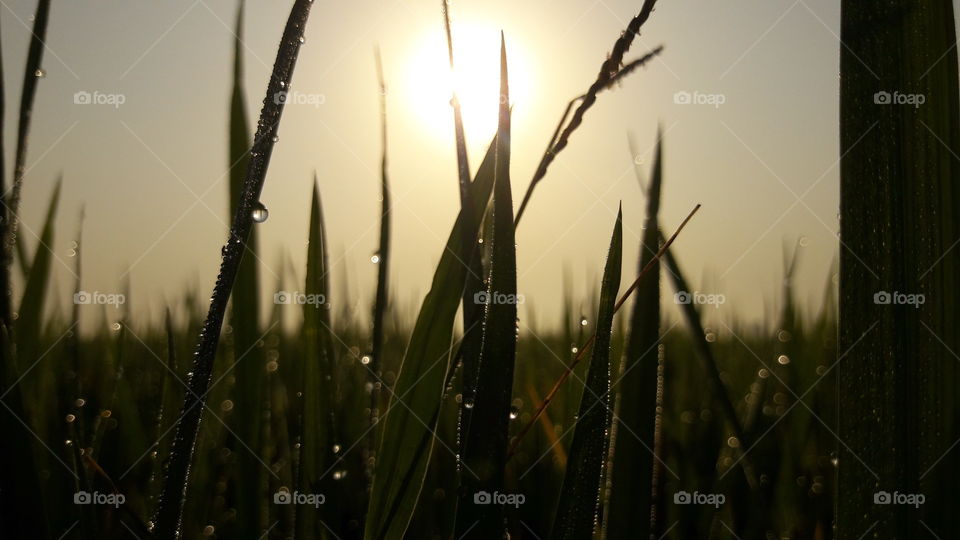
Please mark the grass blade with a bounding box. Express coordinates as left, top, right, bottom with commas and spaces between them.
508, 204, 700, 457
454, 36, 514, 539
551, 207, 622, 540
365, 132, 499, 540
367, 47, 391, 488
442, 0, 487, 459
4, 0, 52, 326
16, 177, 61, 376
607, 130, 663, 539
295, 179, 338, 538
154, 1, 315, 536
225, 2, 266, 533
838, 0, 960, 536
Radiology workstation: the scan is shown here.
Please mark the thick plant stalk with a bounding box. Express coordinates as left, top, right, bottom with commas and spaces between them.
154, 1, 314, 537
838, 0, 960, 537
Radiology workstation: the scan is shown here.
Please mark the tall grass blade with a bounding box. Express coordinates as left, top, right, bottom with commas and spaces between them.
442, 0, 487, 458
4, 0, 51, 325
16, 177, 61, 376
661, 247, 758, 489
454, 36, 514, 539
225, 1, 266, 533
607, 131, 663, 539
365, 132, 499, 540
0, 179, 58, 538
155, 1, 315, 536
296, 179, 338, 538
551, 207, 622, 540
509, 204, 700, 457
838, 0, 960, 536
367, 47, 391, 490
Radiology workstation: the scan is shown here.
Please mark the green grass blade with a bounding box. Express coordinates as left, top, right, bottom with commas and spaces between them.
367, 47, 391, 491
365, 132, 499, 540
5, 0, 51, 306
154, 1, 315, 535
225, 1, 265, 533
661, 247, 759, 490
454, 36, 514, 539
551, 207, 622, 540
16, 177, 61, 371
295, 179, 338, 539
607, 131, 663, 538
838, 1, 960, 536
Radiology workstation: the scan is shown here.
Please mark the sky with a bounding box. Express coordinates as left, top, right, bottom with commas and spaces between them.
1, 0, 865, 332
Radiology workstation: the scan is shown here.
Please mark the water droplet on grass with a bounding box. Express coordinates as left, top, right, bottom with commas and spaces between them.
35, 68, 45, 78
252, 202, 269, 223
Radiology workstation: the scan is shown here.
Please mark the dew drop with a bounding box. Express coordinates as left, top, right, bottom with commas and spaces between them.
252, 202, 269, 223
509, 406, 520, 420
271, 135, 279, 143
361, 355, 371, 365
298, 36, 306, 44
332, 444, 342, 454
463, 397, 475, 409
35, 68, 45, 78
371, 253, 381, 264
777, 354, 790, 365
579, 317, 588, 327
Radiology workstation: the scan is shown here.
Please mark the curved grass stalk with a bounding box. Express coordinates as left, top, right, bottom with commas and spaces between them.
154, 1, 315, 536
513, 0, 660, 225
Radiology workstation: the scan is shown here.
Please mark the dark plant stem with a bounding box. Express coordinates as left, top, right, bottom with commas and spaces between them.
154, 1, 314, 537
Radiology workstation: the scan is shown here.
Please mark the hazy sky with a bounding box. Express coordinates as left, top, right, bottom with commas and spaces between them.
3, 0, 877, 331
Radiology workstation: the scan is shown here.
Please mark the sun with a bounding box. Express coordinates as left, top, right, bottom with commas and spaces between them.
404, 21, 533, 144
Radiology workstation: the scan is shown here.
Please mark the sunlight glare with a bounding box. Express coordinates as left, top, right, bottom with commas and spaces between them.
404, 21, 533, 144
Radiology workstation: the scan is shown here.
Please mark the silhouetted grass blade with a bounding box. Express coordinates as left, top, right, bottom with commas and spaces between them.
838, 0, 960, 537
365, 133, 499, 540
454, 36, 514, 540
5, 0, 51, 308
16, 176, 61, 373
607, 131, 662, 538
296, 179, 338, 539
367, 47, 391, 494
226, 2, 265, 533
154, 1, 315, 536
551, 207, 622, 540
